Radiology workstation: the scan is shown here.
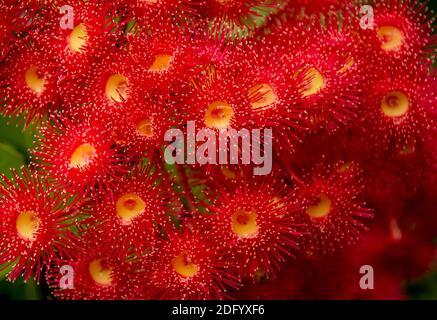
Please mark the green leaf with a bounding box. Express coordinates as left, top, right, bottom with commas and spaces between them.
0, 278, 42, 300
0, 142, 25, 177
0, 116, 36, 153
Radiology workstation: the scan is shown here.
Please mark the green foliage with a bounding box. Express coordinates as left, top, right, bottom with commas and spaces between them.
407, 267, 437, 300
0, 115, 42, 299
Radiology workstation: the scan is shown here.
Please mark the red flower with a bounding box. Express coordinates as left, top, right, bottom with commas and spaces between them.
293, 161, 374, 256
127, 25, 202, 93
0, 46, 58, 125
353, 0, 437, 66
0, 0, 435, 301
184, 73, 254, 131
222, 37, 306, 151
35, 0, 124, 76
291, 22, 364, 132
264, 17, 365, 132
32, 114, 128, 197
46, 235, 141, 300
201, 176, 301, 279
89, 164, 179, 252
108, 94, 179, 159
356, 65, 436, 156
61, 49, 142, 116
145, 227, 241, 299
0, 169, 80, 283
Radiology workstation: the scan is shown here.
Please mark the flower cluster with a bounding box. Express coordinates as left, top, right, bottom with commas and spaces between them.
0, 0, 436, 300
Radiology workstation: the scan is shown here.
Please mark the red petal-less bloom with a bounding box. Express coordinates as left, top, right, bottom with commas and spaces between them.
90, 164, 178, 252
356, 65, 436, 156
0, 0, 435, 301
35, 0, 124, 76
179, 76, 261, 176
187, 31, 232, 91
0, 46, 58, 125
31, 114, 128, 197
184, 73, 254, 131
237, 39, 303, 118
62, 49, 142, 115
109, 94, 180, 159
128, 23, 230, 96
353, 0, 437, 66
225, 38, 305, 152
145, 227, 241, 300
201, 176, 301, 279
46, 235, 141, 300
127, 25, 201, 94
272, 19, 364, 132
293, 161, 373, 256
0, 169, 80, 283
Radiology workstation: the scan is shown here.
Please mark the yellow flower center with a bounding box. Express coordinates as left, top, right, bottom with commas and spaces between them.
88, 259, 113, 286
136, 118, 154, 137
204, 100, 234, 129
149, 53, 173, 72
377, 26, 403, 52
25, 65, 46, 95
69, 143, 97, 169
231, 209, 258, 238
381, 91, 409, 118
69, 23, 88, 53
115, 192, 146, 224
302, 67, 325, 97
248, 83, 278, 109
172, 252, 199, 279
105, 74, 129, 103
306, 194, 331, 219
16, 211, 39, 241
